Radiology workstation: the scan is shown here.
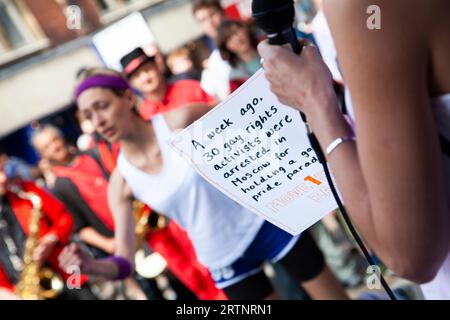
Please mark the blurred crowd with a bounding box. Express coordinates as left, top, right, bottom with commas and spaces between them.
0, 0, 423, 300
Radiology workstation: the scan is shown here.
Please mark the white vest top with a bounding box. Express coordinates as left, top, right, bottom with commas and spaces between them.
117, 116, 264, 269
200, 49, 231, 101
421, 93, 450, 299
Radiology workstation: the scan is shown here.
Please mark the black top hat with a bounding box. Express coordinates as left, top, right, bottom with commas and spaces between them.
120, 47, 155, 78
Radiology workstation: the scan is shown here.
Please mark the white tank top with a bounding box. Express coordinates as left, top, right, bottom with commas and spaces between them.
420, 93, 450, 299
117, 116, 264, 269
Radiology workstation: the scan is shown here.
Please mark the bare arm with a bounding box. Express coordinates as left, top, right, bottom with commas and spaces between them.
59, 169, 136, 279
79, 227, 115, 255
258, 0, 450, 282
58, 241, 119, 279
164, 101, 217, 131
107, 168, 136, 266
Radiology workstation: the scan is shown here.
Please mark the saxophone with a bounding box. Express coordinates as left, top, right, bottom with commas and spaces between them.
11, 186, 64, 300
133, 200, 168, 279
133, 200, 167, 249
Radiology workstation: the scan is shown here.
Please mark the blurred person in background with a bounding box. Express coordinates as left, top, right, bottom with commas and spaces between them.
192, 0, 224, 52
0, 148, 42, 182
31, 124, 217, 300
217, 20, 261, 91
32, 125, 160, 300
120, 47, 216, 121
0, 154, 95, 300
30, 125, 77, 189
142, 43, 168, 78
192, 0, 232, 101
166, 47, 201, 82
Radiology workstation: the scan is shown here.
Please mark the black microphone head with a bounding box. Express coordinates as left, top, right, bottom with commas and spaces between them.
252, 0, 295, 34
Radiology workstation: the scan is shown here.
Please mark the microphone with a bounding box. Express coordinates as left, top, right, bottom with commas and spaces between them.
252, 0, 302, 54
252, 0, 321, 159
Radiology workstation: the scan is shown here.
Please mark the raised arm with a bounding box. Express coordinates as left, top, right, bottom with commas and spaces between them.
164, 81, 218, 130
107, 168, 136, 265
79, 227, 115, 255
164, 101, 217, 131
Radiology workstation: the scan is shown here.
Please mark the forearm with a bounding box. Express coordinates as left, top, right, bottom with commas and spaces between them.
79, 227, 114, 254
108, 170, 137, 268
83, 259, 119, 279
183, 102, 216, 128
307, 94, 379, 249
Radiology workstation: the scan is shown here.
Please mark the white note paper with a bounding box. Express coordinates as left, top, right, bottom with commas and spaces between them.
170, 70, 338, 235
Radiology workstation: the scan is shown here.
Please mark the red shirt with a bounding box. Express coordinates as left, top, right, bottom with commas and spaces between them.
139, 79, 216, 120
0, 265, 14, 291
53, 154, 115, 232
6, 181, 73, 245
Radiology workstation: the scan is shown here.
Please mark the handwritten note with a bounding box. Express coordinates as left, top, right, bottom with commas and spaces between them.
170, 70, 338, 235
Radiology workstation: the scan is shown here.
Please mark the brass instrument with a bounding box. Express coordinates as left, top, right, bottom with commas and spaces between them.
11, 186, 64, 300
133, 200, 167, 249
133, 200, 168, 279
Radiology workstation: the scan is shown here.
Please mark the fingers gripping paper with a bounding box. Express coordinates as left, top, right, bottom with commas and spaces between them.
170, 70, 338, 235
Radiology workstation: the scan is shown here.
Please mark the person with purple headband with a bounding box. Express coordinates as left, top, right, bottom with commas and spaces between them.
58, 67, 349, 300
58, 69, 134, 281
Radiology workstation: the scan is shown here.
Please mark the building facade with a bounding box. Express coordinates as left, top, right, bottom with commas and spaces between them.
0, 0, 253, 140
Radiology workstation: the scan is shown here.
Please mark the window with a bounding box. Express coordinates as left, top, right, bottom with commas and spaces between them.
94, 0, 163, 24
94, 0, 135, 13
0, 0, 48, 64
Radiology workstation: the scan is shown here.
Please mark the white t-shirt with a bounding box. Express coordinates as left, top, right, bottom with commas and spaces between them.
200, 49, 232, 101
420, 93, 450, 299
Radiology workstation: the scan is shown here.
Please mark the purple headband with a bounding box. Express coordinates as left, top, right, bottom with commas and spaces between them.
75, 74, 131, 99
